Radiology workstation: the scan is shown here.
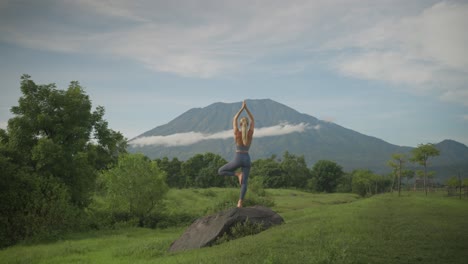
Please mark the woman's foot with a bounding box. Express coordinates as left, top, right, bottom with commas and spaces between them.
236, 172, 243, 185
237, 199, 243, 208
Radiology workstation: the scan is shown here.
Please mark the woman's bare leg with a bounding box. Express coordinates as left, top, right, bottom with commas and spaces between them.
236, 171, 243, 185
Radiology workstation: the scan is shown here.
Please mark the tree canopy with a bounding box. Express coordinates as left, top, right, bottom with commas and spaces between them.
3, 75, 127, 206
311, 160, 344, 193
0, 75, 127, 246
99, 153, 168, 226
411, 143, 440, 195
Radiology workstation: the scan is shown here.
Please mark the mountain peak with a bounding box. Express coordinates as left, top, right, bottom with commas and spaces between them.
437, 139, 468, 148
137, 98, 317, 137
128, 100, 468, 180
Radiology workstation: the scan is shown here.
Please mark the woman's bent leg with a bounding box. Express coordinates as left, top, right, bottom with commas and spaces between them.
218, 154, 241, 177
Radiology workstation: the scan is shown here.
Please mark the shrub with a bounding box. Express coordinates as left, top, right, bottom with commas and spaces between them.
99, 154, 169, 227
249, 176, 266, 196
0, 173, 82, 247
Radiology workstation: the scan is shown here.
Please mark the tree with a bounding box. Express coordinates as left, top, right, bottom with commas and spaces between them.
251, 155, 285, 188
350, 169, 390, 197
351, 169, 375, 197
5, 75, 127, 207
311, 160, 343, 193
411, 143, 440, 196
387, 153, 406, 196
100, 154, 168, 226
446, 176, 459, 196
181, 152, 227, 188
402, 169, 415, 191
280, 151, 312, 188
336, 172, 353, 193
1, 75, 127, 247
155, 157, 182, 188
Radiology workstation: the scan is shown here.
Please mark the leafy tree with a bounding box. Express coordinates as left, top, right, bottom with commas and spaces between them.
445, 176, 459, 196
336, 172, 353, 193
0, 144, 80, 247
181, 154, 204, 187
181, 152, 227, 188
248, 176, 266, 196
411, 143, 440, 196
0, 75, 126, 246
387, 153, 406, 196
251, 155, 285, 188
402, 169, 415, 191
351, 169, 389, 197
200, 152, 227, 188
280, 151, 312, 188
311, 160, 343, 193
446, 176, 459, 187
100, 154, 168, 226
351, 169, 374, 197
155, 157, 182, 188
4, 75, 126, 207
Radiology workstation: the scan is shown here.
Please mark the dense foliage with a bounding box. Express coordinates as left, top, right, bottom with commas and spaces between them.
310, 160, 344, 192
0, 75, 127, 247
98, 154, 168, 226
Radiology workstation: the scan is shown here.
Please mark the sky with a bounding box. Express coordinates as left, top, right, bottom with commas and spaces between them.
1, 0, 468, 147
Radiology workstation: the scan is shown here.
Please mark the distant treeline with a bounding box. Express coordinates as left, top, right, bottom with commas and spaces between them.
153, 151, 391, 196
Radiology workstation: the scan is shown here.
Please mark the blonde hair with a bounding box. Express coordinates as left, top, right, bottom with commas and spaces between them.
240, 117, 249, 145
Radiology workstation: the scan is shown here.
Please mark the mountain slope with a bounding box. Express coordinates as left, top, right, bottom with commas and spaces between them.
128, 99, 468, 179
137, 99, 318, 136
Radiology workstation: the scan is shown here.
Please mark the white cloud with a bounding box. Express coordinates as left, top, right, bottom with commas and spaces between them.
0, 121, 7, 130
129, 122, 314, 147
1, 1, 467, 104
330, 1, 468, 105
335, 52, 436, 86
0, 1, 351, 78
255, 122, 314, 137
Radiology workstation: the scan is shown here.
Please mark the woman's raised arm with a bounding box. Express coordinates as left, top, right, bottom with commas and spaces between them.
244, 102, 255, 131
232, 102, 245, 133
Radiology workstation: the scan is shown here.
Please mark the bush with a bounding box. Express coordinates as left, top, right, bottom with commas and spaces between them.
0, 173, 83, 247
88, 188, 197, 230
99, 154, 169, 227
249, 176, 266, 196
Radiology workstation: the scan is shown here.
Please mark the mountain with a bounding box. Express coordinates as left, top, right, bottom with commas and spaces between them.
430, 140, 468, 178
128, 99, 468, 180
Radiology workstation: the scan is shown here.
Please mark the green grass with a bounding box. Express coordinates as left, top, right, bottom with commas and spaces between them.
1, 190, 467, 264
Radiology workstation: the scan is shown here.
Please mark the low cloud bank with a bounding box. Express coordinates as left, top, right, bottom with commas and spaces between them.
129, 122, 318, 147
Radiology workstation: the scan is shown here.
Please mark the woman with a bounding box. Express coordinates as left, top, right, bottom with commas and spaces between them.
218, 100, 255, 208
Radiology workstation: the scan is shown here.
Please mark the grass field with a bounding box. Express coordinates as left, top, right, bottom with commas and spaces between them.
1, 189, 467, 264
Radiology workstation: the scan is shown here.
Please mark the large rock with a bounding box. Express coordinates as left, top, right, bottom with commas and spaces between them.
169, 205, 284, 252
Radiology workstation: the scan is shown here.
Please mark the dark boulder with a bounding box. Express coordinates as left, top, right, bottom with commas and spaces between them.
169, 205, 284, 252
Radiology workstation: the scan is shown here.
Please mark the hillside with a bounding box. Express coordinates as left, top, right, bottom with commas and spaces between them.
128, 99, 468, 179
